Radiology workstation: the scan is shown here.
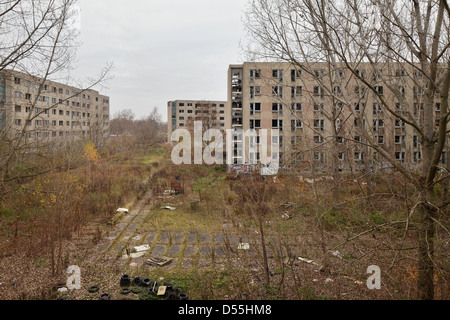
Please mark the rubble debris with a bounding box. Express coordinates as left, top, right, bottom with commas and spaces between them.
331, 250, 343, 259
161, 206, 176, 211
298, 257, 319, 265
281, 213, 292, 220
238, 243, 250, 250
146, 257, 173, 267
134, 245, 151, 252
157, 286, 167, 296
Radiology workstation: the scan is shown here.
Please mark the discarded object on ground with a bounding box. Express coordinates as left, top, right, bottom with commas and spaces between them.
123, 251, 146, 259
131, 287, 143, 294
331, 250, 343, 259
325, 278, 334, 284
142, 278, 152, 287
157, 286, 167, 296
147, 256, 173, 267
120, 288, 131, 295
161, 206, 176, 211
133, 277, 143, 287
238, 243, 250, 250
117, 208, 129, 213
120, 275, 131, 287
99, 293, 111, 300
88, 286, 99, 293
298, 257, 318, 265
171, 180, 184, 195
134, 245, 151, 252
281, 213, 291, 220
58, 287, 68, 293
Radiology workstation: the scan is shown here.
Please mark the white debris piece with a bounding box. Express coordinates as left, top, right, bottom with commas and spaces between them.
325, 278, 334, 284
238, 243, 250, 250
161, 206, 176, 211
331, 250, 343, 259
117, 208, 129, 213
298, 257, 315, 264
134, 245, 151, 252
58, 287, 68, 293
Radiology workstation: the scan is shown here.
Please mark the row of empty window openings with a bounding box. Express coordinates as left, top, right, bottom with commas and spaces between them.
14, 119, 105, 127
247, 85, 432, 99
15, 106, 102, 118
13, 78, 108, 103
247, 68, 427, 82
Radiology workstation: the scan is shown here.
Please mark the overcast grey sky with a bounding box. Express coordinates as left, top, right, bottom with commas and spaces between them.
72, 0, 248, 122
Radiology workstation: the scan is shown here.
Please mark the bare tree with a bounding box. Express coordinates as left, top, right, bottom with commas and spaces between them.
0, 0, 113, 201
243, 0, 449, 300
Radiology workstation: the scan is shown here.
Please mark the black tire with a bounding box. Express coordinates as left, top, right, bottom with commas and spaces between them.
167, 292, 179, 300
120, 274, 131, 287
178, 293, 189, 300
131, 287, 142, 294
120, 288, 132, 295
132, 277, 143, 287
173, 286, 183, 293
142, 278, 152, 287
99, 293, 111, 300
88, 286, 100, 293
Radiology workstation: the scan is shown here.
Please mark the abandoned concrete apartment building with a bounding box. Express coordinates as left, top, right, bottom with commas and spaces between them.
170, 61, 449, 170
0, 69, 110, 144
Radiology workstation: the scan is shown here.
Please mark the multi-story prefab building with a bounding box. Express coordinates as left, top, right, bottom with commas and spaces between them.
228, 62, 448, 170
168, 100, 228, 141
0, 69, 110, 144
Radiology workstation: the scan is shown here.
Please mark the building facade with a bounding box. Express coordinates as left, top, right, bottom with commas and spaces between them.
168, 100, 228, 141
167, 62, 448, 170
0, 69, 110, 144
228, 62, 448, 169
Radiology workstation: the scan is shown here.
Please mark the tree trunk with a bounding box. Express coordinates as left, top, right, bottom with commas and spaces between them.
417, 190, 436, 300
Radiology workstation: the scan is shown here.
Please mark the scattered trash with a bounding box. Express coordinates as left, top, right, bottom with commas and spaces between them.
281, 213, 291, 220
120, 288, 132, 295
117, 208, 129, 213
134, 245, 151, 252
58, 287, 68, 293
120, 275, 131, 287
305, 178, 315, 184
133, 277, 144, 286
331, 250, 343, 259
298, 257, 315, 264
161, 206, 176, 211
157, 286, 167, 296
238, 243, 250, 250
99, 293, 111, 300
88, 286, 100, 293
325, 278, 334, 284
147, 257, 173, 267
312, 279, 319, 282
